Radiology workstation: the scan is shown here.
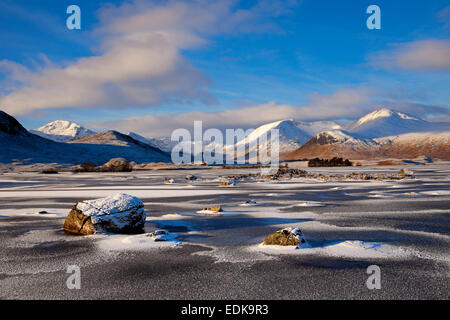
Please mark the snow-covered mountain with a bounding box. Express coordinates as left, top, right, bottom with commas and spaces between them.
224, 119, 341, 162
30, 120, 96, 142
345, 108, 450, 138
256, 108, 450, 161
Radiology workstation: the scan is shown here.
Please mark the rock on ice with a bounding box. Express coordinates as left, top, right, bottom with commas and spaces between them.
63, 193, 146, 235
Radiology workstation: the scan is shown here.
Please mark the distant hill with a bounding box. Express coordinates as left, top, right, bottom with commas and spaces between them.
284, 129, 450, 160
0, 110, 170, 165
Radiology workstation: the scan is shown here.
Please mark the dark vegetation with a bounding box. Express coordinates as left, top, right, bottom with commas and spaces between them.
40, 168, 59, 174
308, 157, 353, 167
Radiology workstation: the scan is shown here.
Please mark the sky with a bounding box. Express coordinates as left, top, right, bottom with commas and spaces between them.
0, 0, 449, 137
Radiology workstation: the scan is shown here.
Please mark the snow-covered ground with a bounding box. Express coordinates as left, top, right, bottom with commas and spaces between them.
0, 165, 449, 299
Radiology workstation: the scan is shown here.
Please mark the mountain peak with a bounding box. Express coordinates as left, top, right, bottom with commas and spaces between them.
355, 108, 419, 126
31, 120, 95, 142
345, 108, 428, 138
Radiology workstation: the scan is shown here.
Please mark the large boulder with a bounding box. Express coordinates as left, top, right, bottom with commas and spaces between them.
63, 193, 146, 235
100, 158, 133, 172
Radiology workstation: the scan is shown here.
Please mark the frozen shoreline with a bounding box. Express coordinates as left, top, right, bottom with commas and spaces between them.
0, 165, 449, 299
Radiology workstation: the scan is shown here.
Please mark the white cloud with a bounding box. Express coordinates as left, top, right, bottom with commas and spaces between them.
0, 0, 297, 115
368, 39, 450, 72
88, 88, 374, 137
88, 86, 450, 137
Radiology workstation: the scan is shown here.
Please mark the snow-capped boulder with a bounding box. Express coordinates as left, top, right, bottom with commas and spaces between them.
263, 227, 309, 248
63, 193, 146, 235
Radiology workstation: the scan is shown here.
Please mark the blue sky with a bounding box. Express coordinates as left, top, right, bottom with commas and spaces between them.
0, 0, 449, 136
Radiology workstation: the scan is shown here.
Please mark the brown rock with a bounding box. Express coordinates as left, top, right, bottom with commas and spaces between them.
263, 227, 308, 247
63, 205, 95, 235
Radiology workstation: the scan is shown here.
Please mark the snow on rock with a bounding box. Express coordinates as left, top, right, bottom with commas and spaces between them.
63, 193, 146, 235
263, 227, 310, 248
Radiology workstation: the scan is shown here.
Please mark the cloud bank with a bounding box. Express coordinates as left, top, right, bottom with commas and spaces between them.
368, 39, 450, 72
87, 88, 374, 136
88, 86, 450, 138
0, 0, 297, 115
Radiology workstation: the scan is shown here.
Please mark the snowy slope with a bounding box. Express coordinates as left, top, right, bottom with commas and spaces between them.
30, 120, 96, 142
127, 132, 178, 153
345, 108, 450, 138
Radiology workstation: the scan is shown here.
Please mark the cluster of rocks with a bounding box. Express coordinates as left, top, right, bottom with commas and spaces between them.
73, 158, 134, 173
270, 167, 308, 179
224, 166, 412, 182
224, 167, 307, 182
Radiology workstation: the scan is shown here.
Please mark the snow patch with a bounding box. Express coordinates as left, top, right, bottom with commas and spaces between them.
254, 240, 413, 259
95, 233, 181, 251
